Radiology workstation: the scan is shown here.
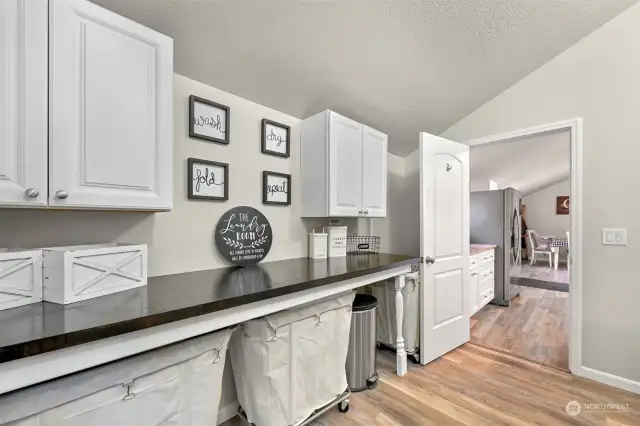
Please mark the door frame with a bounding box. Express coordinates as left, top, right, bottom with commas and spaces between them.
464, 118, 582, 374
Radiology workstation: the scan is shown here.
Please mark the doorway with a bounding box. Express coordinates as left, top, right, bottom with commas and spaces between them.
464, 119, 581, 372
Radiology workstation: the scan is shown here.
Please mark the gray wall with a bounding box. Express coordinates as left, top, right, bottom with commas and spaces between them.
0, 74, 309, 277
522, 180, 571, 239
440, 2, 640, 383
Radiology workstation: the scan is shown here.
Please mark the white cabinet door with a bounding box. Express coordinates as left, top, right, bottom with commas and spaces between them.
361, 125, 387, 217
0, 0, 48, 207
470, 270, 479, 315
419, 132, 470, 365
328, 112, 363, 216
49, 0, 173, 210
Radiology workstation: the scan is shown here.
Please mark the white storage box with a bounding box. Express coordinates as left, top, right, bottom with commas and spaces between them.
324, 224, 347, 257
0, 249, 43, 311
42, 244, 147, 304
308, 228, 328, 259
0, 327, 235, 426
231, 292, 355, 426
371, 272, 420, 355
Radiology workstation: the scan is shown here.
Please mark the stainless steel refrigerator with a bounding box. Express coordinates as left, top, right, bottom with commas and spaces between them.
470, 188, 522, 306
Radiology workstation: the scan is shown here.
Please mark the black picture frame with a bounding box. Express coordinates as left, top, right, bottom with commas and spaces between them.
262, 171, 291, 206
189, 95, 231, 145
261, 119, 290, 158
187, 157, 229, 201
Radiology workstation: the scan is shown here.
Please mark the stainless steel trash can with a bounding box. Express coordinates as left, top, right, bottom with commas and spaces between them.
346, 294, 378, 392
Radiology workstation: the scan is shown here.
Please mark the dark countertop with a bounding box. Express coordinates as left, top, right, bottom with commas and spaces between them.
0, 254, 417, 364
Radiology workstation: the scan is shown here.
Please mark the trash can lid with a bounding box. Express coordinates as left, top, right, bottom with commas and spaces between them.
352, 294, 377, 312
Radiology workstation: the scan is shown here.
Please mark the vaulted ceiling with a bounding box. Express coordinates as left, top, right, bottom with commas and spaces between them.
92, 0, 637, 156
470, 129, 571, 195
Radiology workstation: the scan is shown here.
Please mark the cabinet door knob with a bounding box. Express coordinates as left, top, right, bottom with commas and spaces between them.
25, 188, 39, 198
55, 190, 69, 200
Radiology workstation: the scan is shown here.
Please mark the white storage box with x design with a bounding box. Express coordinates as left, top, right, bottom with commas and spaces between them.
0, 249, 43, 311
42, 244, 148, 304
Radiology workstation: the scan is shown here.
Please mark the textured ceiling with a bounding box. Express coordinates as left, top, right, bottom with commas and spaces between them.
91, 0, 637, 156
470, 129, 570, 195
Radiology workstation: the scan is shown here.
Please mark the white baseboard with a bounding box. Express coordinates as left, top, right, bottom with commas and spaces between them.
217, 402, 239, 425
575, 366, 640, 395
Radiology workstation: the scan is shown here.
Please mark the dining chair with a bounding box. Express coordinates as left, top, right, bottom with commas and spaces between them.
527, 230, 552, 267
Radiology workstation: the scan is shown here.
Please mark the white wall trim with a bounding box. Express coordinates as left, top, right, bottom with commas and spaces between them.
217, 402, 239, 425
463, 118, 585, 377
574, 366, 640, 395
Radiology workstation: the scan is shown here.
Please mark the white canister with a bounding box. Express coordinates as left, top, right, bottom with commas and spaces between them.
324, 224, 347, 257
308, 228, 328, 259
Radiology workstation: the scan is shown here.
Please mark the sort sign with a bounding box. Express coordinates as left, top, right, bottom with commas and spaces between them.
215, 206, 273, 266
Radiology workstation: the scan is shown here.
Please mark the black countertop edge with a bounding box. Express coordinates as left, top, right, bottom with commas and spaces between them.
0, 254, 419, 364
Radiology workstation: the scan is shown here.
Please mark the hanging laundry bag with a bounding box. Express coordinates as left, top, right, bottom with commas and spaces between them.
231, 291, 355, 426
371, 271, 420, 354
0, 327, 235, 426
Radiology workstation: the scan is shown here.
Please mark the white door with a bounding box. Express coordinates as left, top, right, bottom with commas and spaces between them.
49, 0, 173, 210
328, 112, 363, 216
419, 132, 470, 365
0, 0, 48, 207
361, 125, 387, 217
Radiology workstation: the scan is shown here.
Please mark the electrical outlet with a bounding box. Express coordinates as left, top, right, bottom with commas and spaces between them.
602, 229, 627, 246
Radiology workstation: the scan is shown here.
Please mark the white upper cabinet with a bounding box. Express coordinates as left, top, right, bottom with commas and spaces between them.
361, 125, 387, 217
300, 110, 388, 218
0, 0, 48, 207
329, 113, 363, 217
0, 0, 173, 211
49, 0, 173, 210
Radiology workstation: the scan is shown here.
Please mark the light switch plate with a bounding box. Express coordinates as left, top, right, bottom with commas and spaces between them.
602, 228, 627, 246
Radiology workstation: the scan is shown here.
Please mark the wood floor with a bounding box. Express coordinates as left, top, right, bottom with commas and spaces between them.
512, 264, 569, 292
471, 287, 569, 370
222, 345, 640, 426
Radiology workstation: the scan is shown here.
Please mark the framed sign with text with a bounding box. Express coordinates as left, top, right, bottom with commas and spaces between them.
263, 171, 291, 206
261, 119, 290, 158
189, 95, 230, 144
215, 206, 273, 266
187, 158, 229, 201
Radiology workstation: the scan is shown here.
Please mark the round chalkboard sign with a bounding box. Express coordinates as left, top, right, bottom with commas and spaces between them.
215, 206, 273, 266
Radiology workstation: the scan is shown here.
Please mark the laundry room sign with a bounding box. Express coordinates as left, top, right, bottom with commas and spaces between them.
215, 206, 273, 266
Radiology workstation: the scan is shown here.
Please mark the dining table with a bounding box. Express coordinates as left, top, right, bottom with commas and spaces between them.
548, 237, 569, 269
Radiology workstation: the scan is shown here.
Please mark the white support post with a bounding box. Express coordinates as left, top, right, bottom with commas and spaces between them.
394, 274, 407, 376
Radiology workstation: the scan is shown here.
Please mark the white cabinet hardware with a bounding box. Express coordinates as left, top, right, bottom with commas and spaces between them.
25, 189, 40, 198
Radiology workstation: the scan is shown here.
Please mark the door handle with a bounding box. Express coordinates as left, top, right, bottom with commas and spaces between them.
424, 256, 435, 264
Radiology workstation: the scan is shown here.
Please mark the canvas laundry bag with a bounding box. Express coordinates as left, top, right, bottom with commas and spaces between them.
231, 291, 355, 426
0, 327, 235, 426
371, 271, 420, 353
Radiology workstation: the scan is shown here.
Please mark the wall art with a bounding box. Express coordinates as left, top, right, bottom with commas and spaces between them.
189, 95, 230, 144
187, 158, 229, 201
215, 206, 273, 266
263, 171, 291, 206
556, 196, 570, 215
261, 119, 290, 157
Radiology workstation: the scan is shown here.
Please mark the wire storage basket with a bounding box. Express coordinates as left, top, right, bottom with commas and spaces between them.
346, 235, 380, 255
